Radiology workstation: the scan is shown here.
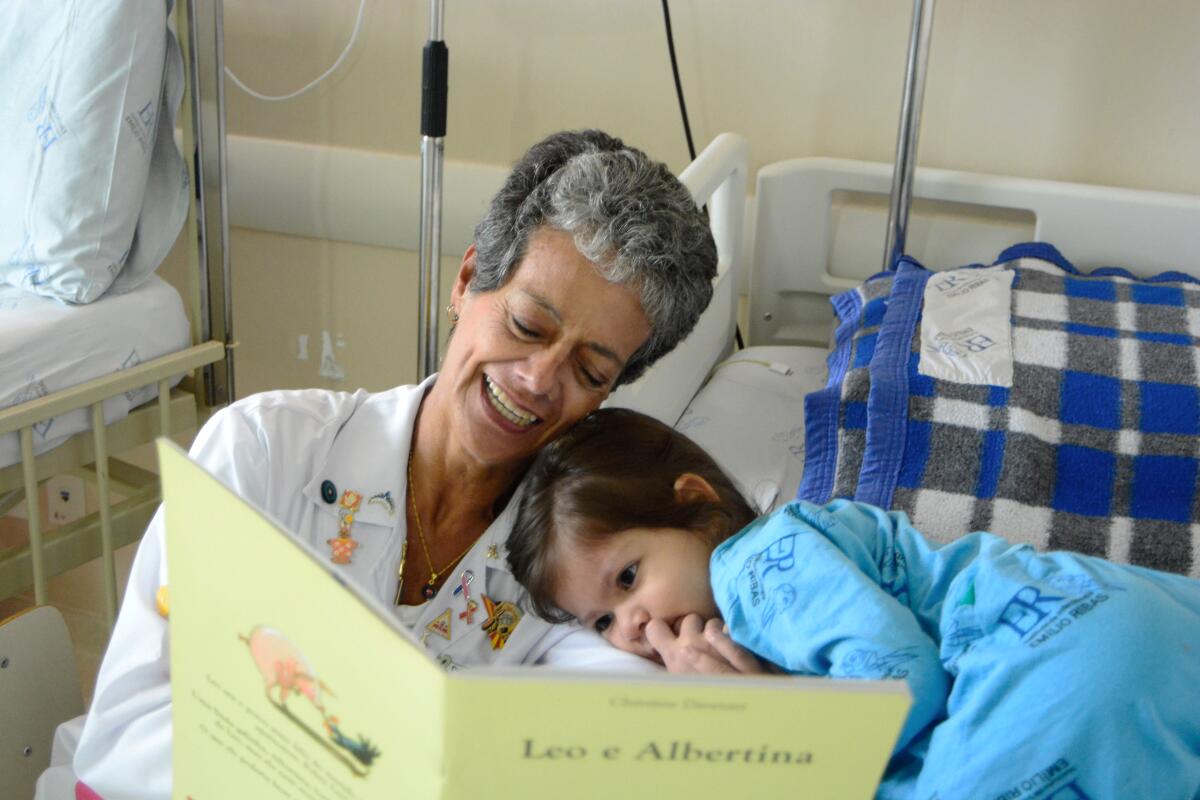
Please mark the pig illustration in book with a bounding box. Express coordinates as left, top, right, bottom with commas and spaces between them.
241, 625, 381, 771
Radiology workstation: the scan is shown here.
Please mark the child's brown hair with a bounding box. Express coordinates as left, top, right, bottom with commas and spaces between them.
508, 408, 756, 622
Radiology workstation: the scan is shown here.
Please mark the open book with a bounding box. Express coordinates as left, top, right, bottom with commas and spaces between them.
159, 439, 910, 799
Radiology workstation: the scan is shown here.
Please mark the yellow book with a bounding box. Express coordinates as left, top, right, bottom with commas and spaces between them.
161, 439, 910, 800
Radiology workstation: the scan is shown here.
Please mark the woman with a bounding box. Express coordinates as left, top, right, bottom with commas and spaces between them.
44, 130, 720, 800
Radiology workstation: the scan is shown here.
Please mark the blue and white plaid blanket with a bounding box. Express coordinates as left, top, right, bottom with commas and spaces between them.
799, 243, 1200, 577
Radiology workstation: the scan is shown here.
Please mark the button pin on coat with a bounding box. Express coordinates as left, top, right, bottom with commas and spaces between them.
320, 480, 338, 504
481, 595, 521, 650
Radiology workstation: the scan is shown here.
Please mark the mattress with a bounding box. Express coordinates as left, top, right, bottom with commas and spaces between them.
0, 274, 190, 469
676, 344, 829, 514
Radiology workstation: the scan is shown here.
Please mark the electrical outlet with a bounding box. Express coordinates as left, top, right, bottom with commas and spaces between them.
46, 475, 86, 526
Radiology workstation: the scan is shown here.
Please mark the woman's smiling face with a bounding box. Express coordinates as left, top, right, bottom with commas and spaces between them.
439, 227, 652, 469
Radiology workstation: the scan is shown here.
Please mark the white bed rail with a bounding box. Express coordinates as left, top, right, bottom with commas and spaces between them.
605, 132, 750, 426
751, 157, 1200, 346
0, 341, 224, 625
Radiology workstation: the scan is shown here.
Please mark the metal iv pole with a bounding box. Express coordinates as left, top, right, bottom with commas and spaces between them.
882, 0, 935, 271
417, 0, 448, 380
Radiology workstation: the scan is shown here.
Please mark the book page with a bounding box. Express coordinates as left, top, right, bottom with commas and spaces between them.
443, 669, 908, 798
162, 441, 444, 800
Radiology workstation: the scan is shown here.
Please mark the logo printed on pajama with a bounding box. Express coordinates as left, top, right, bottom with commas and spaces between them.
839, 646, 918, 679
997, 584, 1113, 648
758, 534, 797, 579
997, 586, 1065, 637
739, 553, 764, 607
880, 548, 910, 603
1044, 573, 1122, 596
1044, 782, 1094, 800
943, 618, 984, 650
739, 534, 798, 609
760, 584, 797, 629
988, 757, 1094, 800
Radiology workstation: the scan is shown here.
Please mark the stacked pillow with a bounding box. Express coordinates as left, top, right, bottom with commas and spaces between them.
799, 242, 1200, 577
0, 0, 188, 304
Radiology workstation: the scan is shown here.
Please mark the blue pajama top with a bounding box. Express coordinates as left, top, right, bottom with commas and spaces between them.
711, 500, 1200, 800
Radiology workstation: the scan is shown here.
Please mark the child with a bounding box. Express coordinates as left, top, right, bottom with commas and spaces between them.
507, 408, 1200, 800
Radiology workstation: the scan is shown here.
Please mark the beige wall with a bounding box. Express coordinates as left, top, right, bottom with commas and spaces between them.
223, 0, 1200, 192
206, 0, 1200, 395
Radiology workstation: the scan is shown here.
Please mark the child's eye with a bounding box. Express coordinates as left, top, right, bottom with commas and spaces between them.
594, 614, 613, 634
617, 563, 638, 589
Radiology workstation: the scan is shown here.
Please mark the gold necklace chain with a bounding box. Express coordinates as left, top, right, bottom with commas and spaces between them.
406, 450, 478, 600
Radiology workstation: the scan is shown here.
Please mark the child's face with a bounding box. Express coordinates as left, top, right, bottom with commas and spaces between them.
552, 527, 719, 663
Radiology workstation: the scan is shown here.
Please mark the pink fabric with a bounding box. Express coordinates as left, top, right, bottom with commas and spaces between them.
75, 781, 103, 800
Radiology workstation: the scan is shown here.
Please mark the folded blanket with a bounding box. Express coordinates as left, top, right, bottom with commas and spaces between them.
799, 243, 1200, 577
798, 272, 894, 503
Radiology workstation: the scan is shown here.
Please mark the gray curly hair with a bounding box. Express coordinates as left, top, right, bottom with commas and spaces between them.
470, 130, 717, 386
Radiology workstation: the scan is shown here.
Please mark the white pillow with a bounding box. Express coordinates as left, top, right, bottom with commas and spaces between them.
675, 345, 829, 513
0, 0, 188, 304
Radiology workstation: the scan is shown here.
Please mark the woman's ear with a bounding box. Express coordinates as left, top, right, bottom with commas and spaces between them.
450, 245, 477, 308
673, 473, 720, 505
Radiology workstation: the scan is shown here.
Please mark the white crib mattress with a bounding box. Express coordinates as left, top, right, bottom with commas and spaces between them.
676, 344, 829, 514
0, 275, 190, 469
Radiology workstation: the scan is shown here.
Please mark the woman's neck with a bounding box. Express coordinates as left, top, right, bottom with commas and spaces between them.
409, 395, 526, 531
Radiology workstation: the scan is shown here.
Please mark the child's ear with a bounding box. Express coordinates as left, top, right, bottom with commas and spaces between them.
673, 473, 720, 505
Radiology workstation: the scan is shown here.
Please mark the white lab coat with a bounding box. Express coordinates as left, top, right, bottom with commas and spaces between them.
38, 376, 656, 800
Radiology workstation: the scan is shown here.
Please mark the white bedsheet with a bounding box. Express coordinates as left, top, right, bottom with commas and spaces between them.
676, 344, 829, 514
1, 275, 190, 469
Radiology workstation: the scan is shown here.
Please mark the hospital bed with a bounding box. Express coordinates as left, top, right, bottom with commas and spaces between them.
614, 3, 1200, 581
639, 152, 1200, 580
0, 1, 232, 628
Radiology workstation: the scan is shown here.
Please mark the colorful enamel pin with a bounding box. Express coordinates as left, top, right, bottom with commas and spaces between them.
425, 608, 452, 641
454, 570, 479, 624
480, 595, 521, 650
327, 489, 363, 564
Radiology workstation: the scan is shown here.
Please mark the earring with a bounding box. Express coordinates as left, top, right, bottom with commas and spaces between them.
446, 304, 460, 325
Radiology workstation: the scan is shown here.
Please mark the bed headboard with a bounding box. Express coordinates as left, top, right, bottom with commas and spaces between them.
749, 158, 1200, 347
604, 133, 750, 426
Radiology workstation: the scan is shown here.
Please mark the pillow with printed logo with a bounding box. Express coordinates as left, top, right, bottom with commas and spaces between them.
0, 0, 188, 304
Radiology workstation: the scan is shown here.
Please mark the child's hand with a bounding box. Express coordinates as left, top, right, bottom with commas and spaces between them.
645, 615, 766, 675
